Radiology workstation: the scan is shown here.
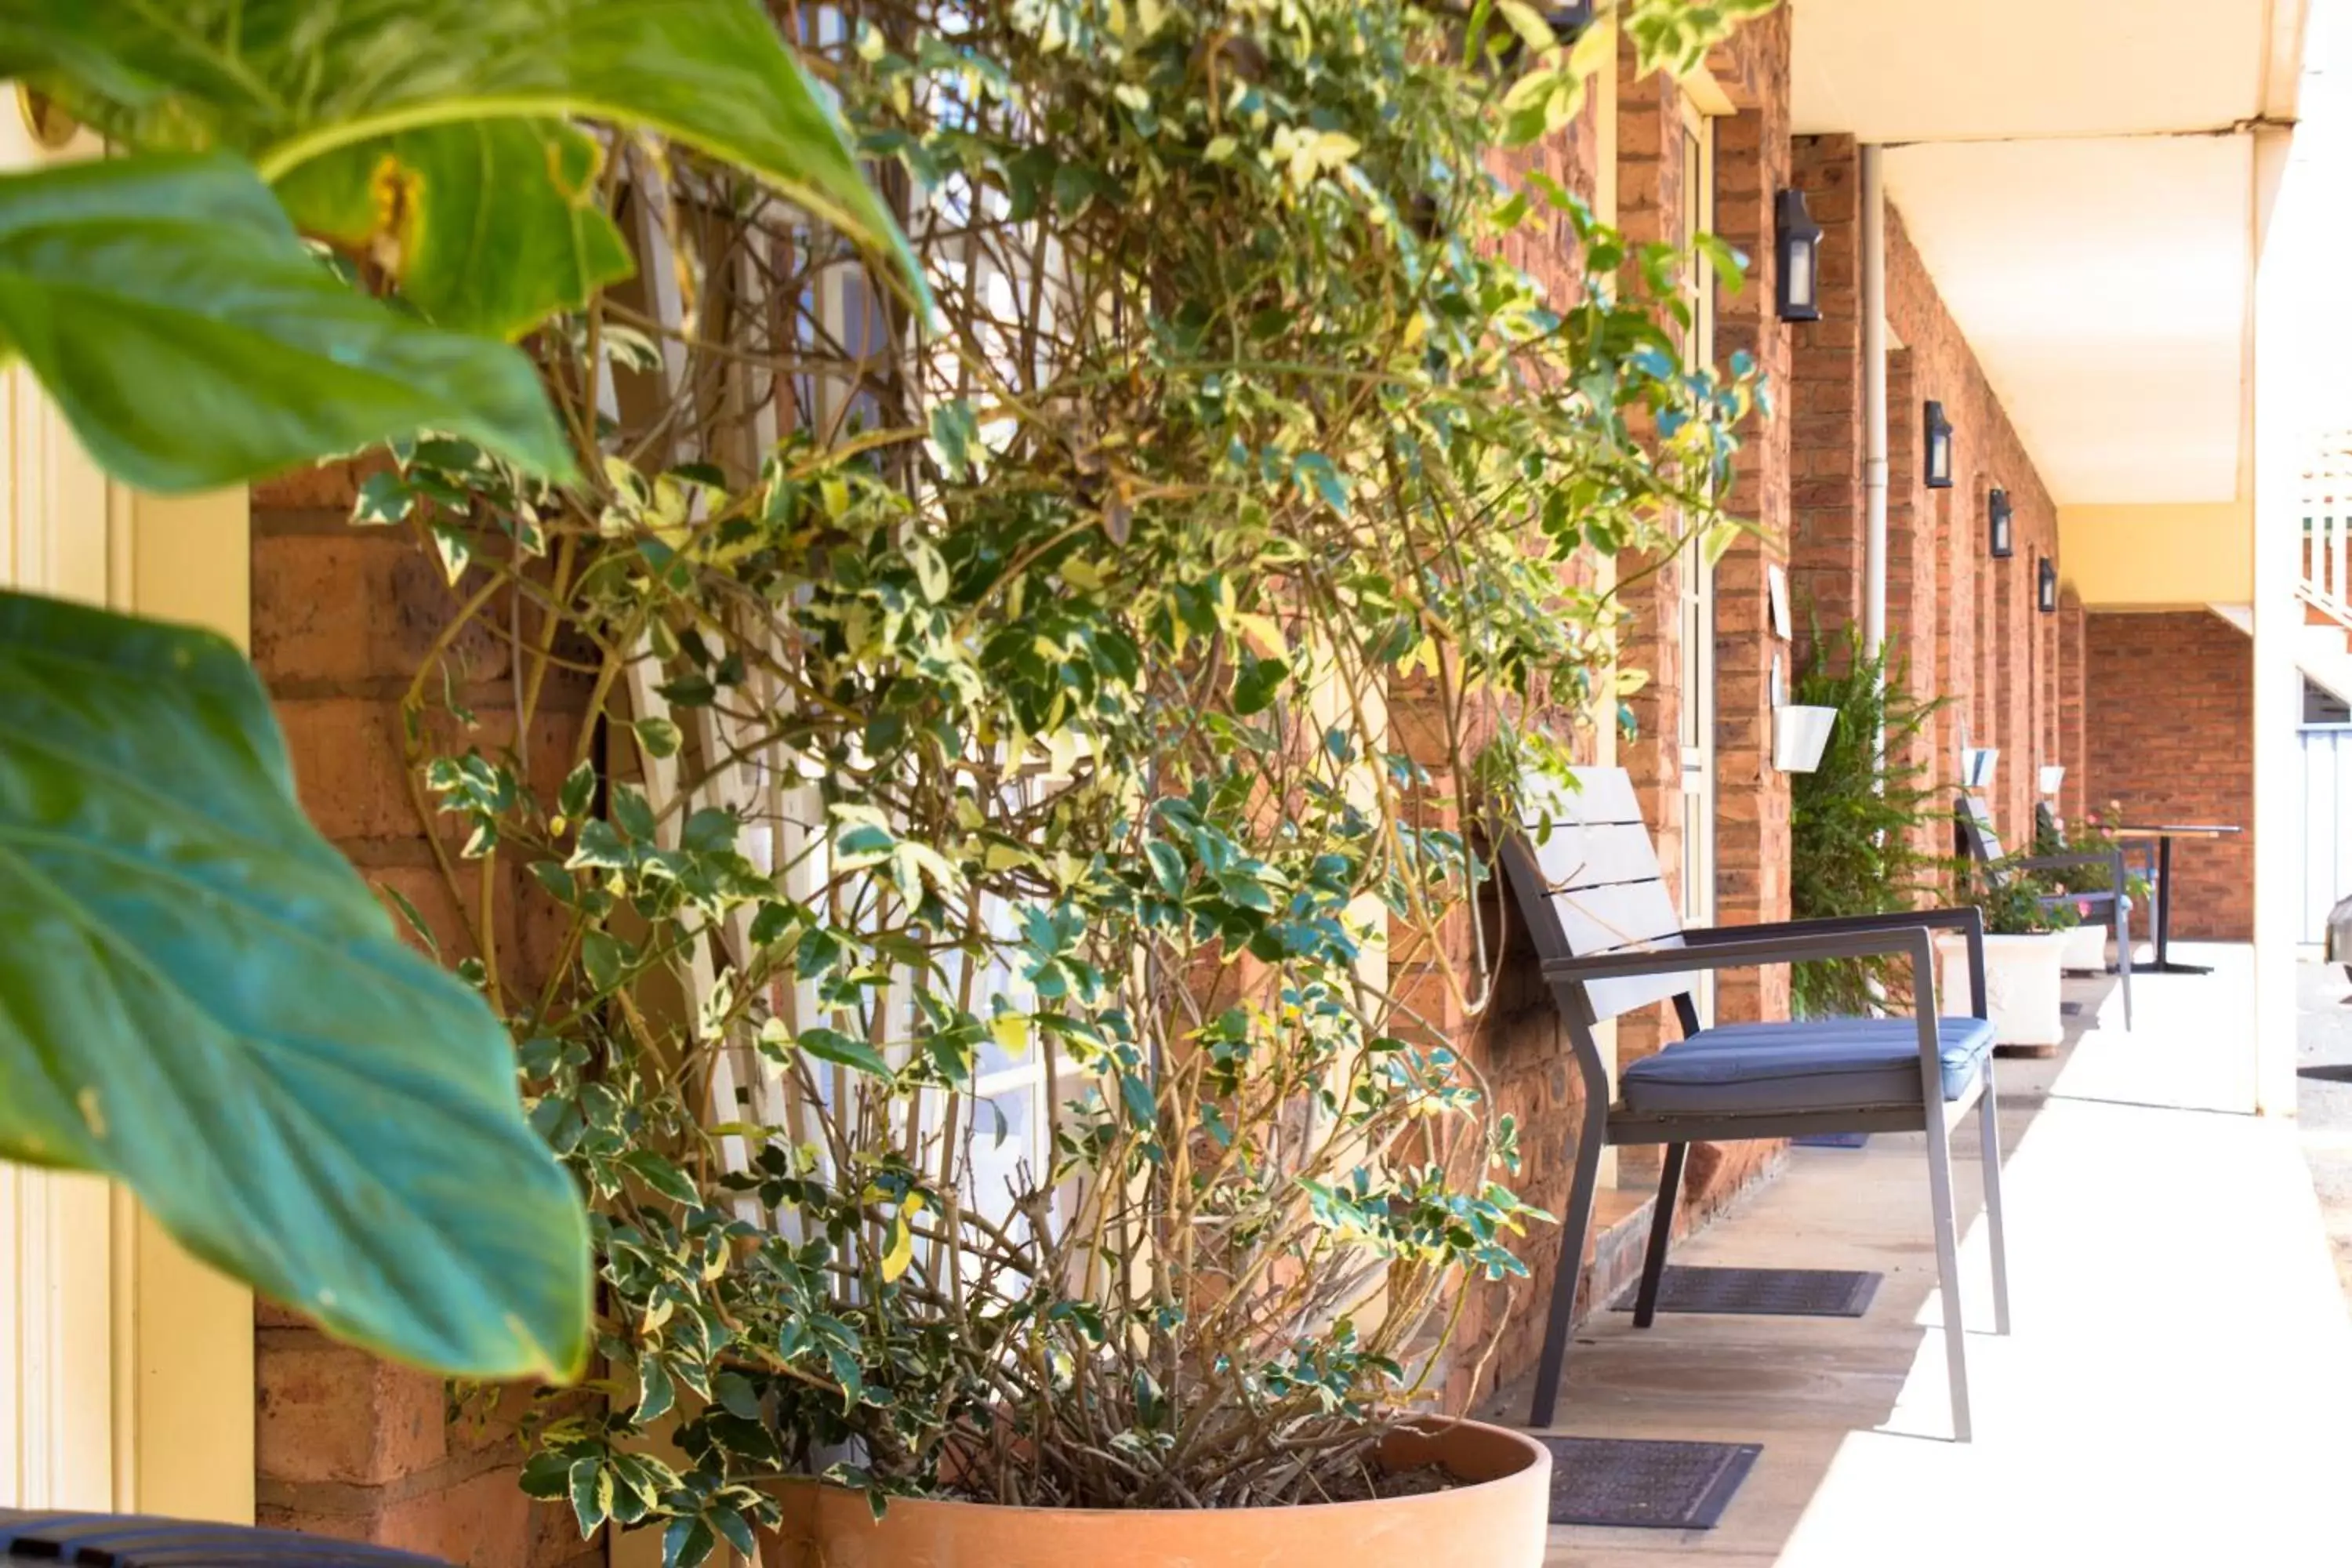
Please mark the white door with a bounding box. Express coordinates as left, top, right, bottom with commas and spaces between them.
1677, 93, 1719, 1019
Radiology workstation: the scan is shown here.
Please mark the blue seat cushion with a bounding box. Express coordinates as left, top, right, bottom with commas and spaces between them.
1619, 1017, 1996, 1116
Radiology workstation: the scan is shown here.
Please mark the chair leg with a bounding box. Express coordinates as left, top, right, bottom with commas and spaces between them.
1632, 1142, 1688, 1329
1526, 1104, 1608, 1429
1924, 1102, 1973, 1443
2114, 898, 2134, 1030
1976, 1061, 2011, 1336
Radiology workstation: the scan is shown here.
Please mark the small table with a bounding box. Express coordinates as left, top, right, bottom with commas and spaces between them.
2114, 823, 2243, 975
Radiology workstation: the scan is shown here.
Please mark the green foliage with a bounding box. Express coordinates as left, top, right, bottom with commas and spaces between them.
1958, 864, 2075, 936
1788, 626, 1949, 1018
2, 0, 1773, 1548
272, 118, 637, 339
0, 154, 573, 492
0, 592, 590, 1380
0, 0, 925, 489
2034, 801, 2152, 904
327, 0, 1771, 1552
0, 0, 922, 1380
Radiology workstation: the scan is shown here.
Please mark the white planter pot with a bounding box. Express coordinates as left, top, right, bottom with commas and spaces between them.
1772, 704, 1838, 772
2058, 921, 2108, 974
1936, 931, 2069, 1048
1961, 747, 1999, 788
2038, 764, 2066, 797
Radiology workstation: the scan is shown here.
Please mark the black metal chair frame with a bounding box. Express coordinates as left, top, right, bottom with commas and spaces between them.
1956, 793, 2133, 1029
1501, 771, 2010, 1444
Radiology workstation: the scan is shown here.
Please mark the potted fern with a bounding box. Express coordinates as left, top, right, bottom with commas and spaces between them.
1787, 629, 1947, 1018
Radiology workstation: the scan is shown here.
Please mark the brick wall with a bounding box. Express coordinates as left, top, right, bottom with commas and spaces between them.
1418, 15, 1799, 1410
1788, 134, 1864, 644
1708, 5, 1795, 1033
250, 463, 598, 1568
2081, 612, 2254, 939
1788, 135, 2074, 862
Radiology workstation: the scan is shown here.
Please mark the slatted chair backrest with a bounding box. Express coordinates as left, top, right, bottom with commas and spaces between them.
1500, 766, 1695, 1022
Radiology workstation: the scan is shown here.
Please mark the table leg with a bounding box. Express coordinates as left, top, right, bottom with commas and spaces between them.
2143, 834, 2212, 975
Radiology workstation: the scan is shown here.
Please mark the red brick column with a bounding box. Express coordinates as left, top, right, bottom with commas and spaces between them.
250, 463, 597, 1568
1707, 6, 1793, 1029
1607, 38, 1692, 1138
2059, 589, 2088, 823
1676, 9, 1797, 1222
1788, 134, 1864, 664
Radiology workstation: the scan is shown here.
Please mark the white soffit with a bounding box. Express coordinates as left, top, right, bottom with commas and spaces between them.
1790, 0, 2271, 142
1883, 136, 2252, 505
1789, 0, 2288, 506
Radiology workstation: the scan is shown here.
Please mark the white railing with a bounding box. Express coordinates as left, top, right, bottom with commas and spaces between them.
2303, 510, 2352, 627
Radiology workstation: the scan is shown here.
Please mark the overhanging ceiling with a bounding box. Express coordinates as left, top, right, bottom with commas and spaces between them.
1788, 0, 2299, 506
1791, 0, 2274, 143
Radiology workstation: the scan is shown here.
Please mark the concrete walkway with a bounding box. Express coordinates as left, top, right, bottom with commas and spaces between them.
1493, 946, 2352, 1566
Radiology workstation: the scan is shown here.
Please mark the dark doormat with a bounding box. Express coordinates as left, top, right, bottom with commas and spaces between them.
1791, 1130, 1869, 1149
2061, 1000, 2085, 1016
1610, 1265, 1881, 1318
1538, 1436, 1761, 1529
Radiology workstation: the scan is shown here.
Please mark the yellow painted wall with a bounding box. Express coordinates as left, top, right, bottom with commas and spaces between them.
2058, 502, 2253, 609
2, 91, 256, 1526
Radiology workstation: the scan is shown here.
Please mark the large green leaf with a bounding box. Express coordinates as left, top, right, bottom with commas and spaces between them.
0, 590, 590, 1381
272, 119, 637, 340
0, 153, 573, 494
0, 0, 926, 310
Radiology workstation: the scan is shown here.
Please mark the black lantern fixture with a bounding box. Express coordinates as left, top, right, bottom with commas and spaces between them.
1987, 487, 2014, 559
1775, 189, 1823, 322
2038, 556, 2059, 614
1924, 401, 1955, 489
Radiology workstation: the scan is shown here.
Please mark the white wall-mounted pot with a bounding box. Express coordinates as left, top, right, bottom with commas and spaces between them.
2038, 764, 2066, 797
1936, 931, 2068, 1048
1961, 747, 1999, 788
1772, 704, 1838, 772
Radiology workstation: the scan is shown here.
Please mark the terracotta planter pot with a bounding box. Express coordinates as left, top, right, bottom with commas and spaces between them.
757, 1417, 1551, 1568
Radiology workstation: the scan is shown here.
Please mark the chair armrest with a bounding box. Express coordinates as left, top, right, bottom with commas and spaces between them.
1541, 929, 1957, 1097
1681, 907, 1984, 944
2010, 851, 2114, 873
1678, 908, 1987, 1023
1541, 927, 1935, 980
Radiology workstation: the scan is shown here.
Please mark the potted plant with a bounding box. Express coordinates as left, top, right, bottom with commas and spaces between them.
1771, 701, 1839, 772
0, 2, 1774, 1562
2035, 802, 2151, 973
1937, 873, 2076, 1052
303, 2, 1770, 1564
1788, 629, 1949, 1018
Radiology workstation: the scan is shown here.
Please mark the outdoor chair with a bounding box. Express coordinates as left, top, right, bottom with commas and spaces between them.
1958, 793, 2133, 1029
2034, 800, 2158, 903
1501, 767, 2010, 1443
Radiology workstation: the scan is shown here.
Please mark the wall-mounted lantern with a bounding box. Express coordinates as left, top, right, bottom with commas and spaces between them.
1924, 401, 1955, 488
1775, 190, 1823, 322
1987, 487, 2014, 559
2038, 556, 2059, 614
